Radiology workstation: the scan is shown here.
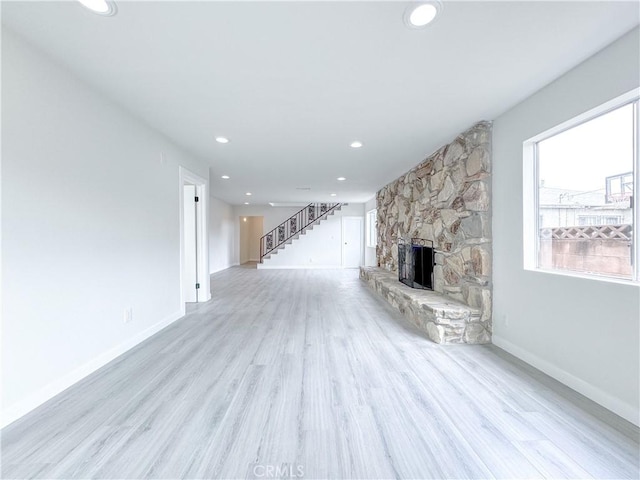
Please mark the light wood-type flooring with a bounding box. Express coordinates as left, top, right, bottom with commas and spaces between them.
2, 268, 639, 479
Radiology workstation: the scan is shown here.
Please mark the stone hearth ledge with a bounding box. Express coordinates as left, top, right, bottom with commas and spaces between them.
360, 267, 490, 344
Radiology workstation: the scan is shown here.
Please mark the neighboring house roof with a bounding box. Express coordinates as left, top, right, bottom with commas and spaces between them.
539, 186, 630, 210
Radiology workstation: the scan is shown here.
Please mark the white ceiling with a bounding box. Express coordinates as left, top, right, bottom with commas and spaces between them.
3, 1, 639, 205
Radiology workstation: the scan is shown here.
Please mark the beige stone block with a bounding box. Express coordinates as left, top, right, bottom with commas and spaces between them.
440, 209, 458, 228
417, 223, 434, 242
430, 170, 443, 191
446, 291, 465, 302
463, 323, 490, 344
475, 126, 491, 146
450, 219, 462, 236
462, 181, 489, 211
434, 218, 443, 239
402, 197, 412, 215
438, 176, 455, 203
425, 206, 439, 224
466, 147, 485, 176
427, 322, 446, 344
398, 209, 407, 226
443, 265, 460, 285
415, 161, 433, 178
471, 245, 491, 276
464, 285, 484, 309
451, 164, 466, 187
460, 214, 483, 239
446, 254, 464, 277
444, 141, 464, 167
481, 289, 492, 322
451, 196, 465, 211
433, 265, 444, 292
422, 178, 430, 194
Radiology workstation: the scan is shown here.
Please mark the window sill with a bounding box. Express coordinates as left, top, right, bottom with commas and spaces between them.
525, 266, 639, 287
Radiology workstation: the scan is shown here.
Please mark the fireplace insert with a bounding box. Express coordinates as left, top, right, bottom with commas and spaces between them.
398, 238, 434, 290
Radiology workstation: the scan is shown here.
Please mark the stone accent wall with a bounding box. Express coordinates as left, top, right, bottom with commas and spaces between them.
376, 121, 492, 337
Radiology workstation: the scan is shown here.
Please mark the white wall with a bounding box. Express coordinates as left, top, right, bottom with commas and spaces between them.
1, 29, 210, 426
234, 205, 302, 234
364, 197, 377, 267
260, 203, 364, 269
492, 27, 640, 425
209, 195, 235, 273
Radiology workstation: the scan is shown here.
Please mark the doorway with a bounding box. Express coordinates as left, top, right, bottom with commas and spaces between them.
342, 216, 363, 268
239, 216, 264, 267
183, 184, 198, 302
179, 167, 209, 309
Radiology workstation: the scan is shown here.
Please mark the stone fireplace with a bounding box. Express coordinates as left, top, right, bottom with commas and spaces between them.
374, 121, 492, 343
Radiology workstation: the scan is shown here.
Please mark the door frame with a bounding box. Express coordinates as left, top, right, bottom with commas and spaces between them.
341, 216, 364, 268
179, 166, 210, 311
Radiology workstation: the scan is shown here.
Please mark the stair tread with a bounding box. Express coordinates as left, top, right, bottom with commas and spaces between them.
260, 203, 345, 265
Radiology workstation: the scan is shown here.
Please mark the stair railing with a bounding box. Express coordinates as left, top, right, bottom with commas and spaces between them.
260, 203, 342, 262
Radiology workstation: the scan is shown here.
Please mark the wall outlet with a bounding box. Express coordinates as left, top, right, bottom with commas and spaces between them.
124, 307, 133, 323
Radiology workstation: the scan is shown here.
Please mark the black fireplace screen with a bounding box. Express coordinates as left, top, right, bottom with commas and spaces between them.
398, 238, 434, 290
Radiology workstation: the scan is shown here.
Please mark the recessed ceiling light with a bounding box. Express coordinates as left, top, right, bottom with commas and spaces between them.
244, 202, 250, 205
330, 193, 337, 197
405, 1, 441, 28
350, 141, 363, 148
245, 192, 252, 196
221, 175, 230, 179
215, 137, 229, 144
337, 177, 346, 181
77, 0, 117, 16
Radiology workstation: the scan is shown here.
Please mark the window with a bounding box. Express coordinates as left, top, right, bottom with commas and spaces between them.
524, 91, 639, 282
366, 209, 377, 247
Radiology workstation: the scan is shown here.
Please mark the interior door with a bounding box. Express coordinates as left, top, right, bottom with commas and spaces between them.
342, 217, 363, 268
183, 185, 198, 302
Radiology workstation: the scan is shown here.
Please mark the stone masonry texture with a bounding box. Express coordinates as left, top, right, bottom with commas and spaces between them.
375, 121, 493, 342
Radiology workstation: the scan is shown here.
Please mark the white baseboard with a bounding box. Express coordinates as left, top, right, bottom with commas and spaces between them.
1, 309, 185, 429
257, 265, 346, 270
209, 264, 233, 275
492, 335, 639, 426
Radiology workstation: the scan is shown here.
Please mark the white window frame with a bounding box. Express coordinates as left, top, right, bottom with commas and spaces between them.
523, 88, 640, 284
366, 209, 377, 248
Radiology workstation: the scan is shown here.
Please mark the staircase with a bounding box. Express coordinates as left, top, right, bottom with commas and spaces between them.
260, 203, 345, 262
